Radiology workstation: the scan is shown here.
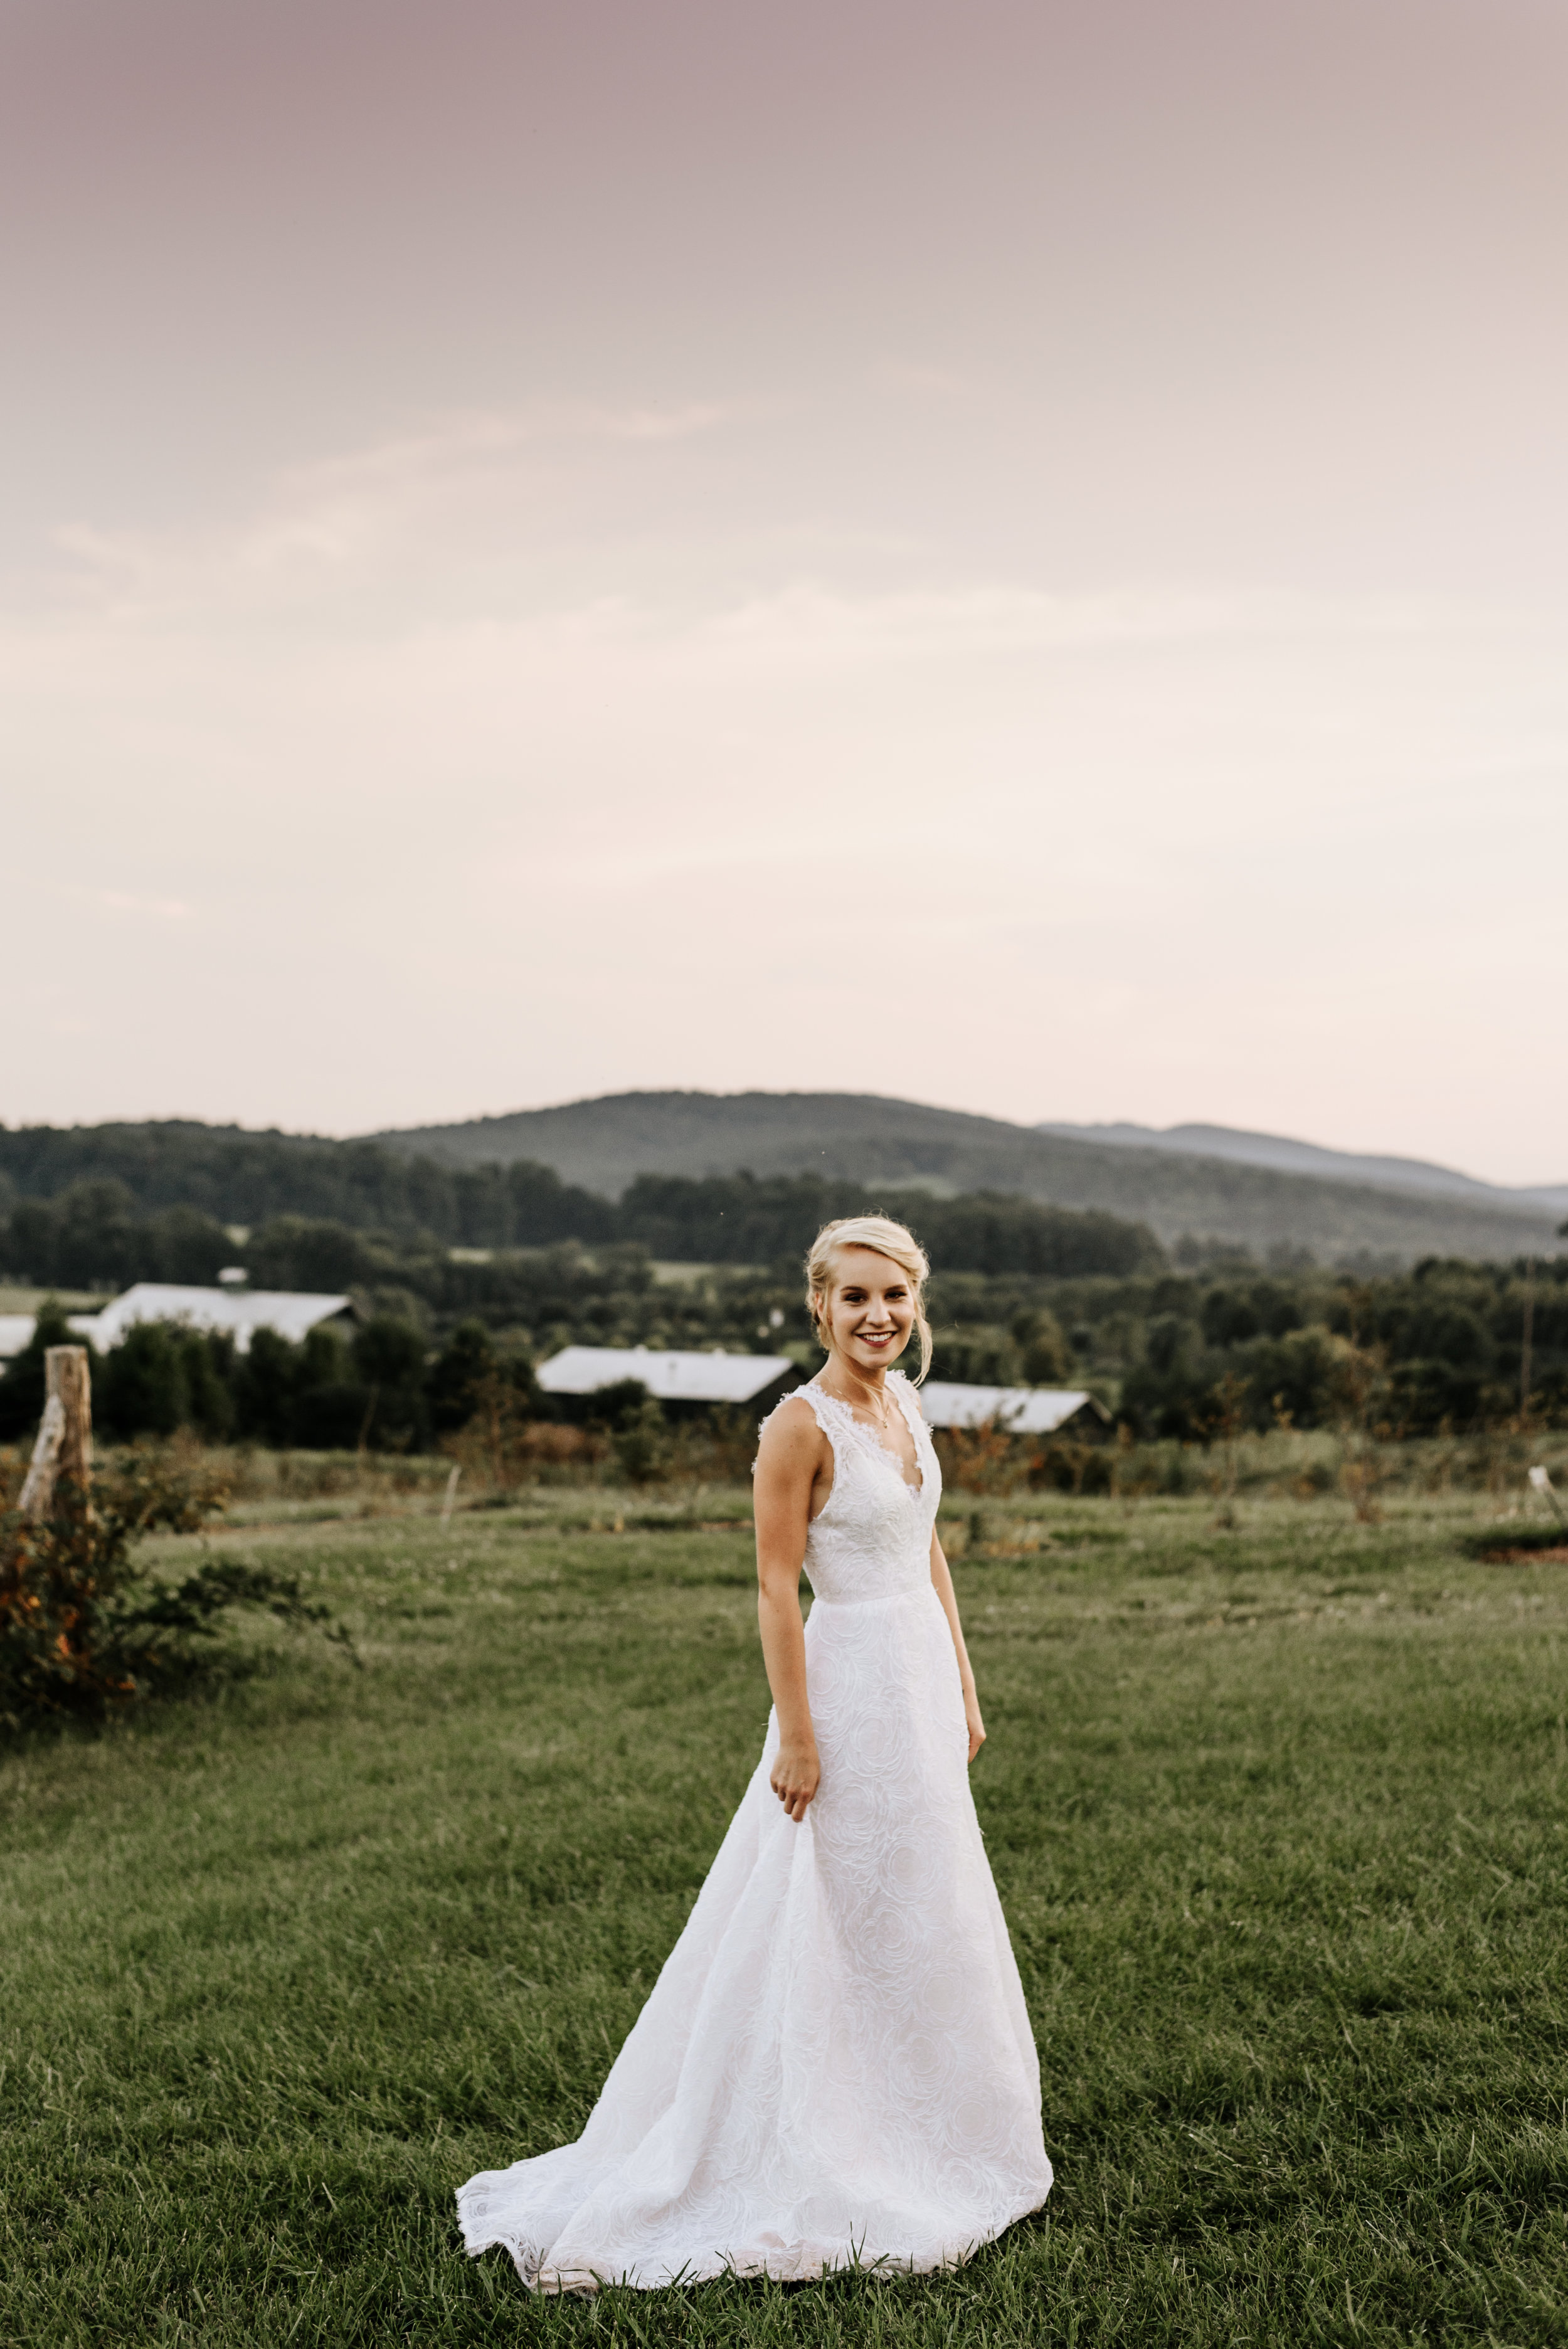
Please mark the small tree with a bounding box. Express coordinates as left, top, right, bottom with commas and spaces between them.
612, 1395, 671, 1487
351, 1316, 430, 1449
938, 1416, 1022, 1495
97, 1321, 191, 1438
1203, 1372, 1249, 1528
1333, 1307, 1392, 1525
427, 1319, 501, 1435
467, 1364, 538, 1491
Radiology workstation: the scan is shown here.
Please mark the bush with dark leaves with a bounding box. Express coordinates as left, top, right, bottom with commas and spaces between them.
0, 1447, 352, 1731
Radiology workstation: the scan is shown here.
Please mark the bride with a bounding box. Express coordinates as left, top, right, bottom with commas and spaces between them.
457, 1213, 1053, 2290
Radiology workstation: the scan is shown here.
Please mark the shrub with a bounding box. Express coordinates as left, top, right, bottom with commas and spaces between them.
933, 1420, 1025, 1495
236, 1325, 298, 1445
672, 1404, 766, 1483
1119, 1313, 1208, 1440
426, 1318, 500, 1433
1387, 1355, 1486, 1434
612, 1396, 672, 1486
96, 1322, 191, 1438
351, 1315, 431, 1450
1028, 1438, 1115, 1495
443, 1394, 600, 1492
0, 1448, 350, 1731
1237, 1326, 1345, 1430
293, 1382, 377, 1450
425, 1319, 536, 1437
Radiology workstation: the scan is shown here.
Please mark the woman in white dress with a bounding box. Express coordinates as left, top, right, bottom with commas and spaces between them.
457, 1214, 1052, 2291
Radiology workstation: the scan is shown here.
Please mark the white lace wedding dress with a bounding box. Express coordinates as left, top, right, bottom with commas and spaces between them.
456, 1371, 1052, 2290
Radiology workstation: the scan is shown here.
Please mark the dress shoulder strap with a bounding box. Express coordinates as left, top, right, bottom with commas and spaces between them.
888, 1371, 935, 1455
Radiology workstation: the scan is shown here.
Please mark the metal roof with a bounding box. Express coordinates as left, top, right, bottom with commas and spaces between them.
536, 1345, 794, 1404
0, 1310, 122, 1359
0, 1315, 36, 1362
918, 1382, 1108, 1434
72, 1283, 352, 1355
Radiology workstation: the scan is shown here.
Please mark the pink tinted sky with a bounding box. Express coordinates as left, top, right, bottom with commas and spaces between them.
3, 0, 1565, 1182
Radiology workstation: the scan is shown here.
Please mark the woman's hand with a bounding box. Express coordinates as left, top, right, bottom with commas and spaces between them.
964, 1692, 987, 1765
770, 1739, 820, 1821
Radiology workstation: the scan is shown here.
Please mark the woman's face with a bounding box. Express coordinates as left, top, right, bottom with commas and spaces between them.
818, 1246, 916, 1376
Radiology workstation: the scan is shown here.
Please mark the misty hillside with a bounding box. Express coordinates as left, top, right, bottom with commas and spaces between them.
1040, 1120, 1568, 1216
374, 1091, 1564, 1266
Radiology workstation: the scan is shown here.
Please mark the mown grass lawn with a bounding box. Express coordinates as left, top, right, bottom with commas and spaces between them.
3, 1488, 1567, 2346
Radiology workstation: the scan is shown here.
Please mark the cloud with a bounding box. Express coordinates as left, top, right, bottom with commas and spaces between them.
3, 407, 1566, 1176
27, 424, 1559, 659
34, 400, 737, 615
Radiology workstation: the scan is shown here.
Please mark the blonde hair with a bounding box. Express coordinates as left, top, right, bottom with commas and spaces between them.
805, 1214, 933, 1384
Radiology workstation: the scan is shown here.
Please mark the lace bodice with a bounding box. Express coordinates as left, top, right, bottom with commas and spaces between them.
760, 1373, 942, 1605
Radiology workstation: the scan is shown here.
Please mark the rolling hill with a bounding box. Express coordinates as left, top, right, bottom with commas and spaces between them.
1040, 1120, 1568, 1216
374, 1091, 1565, 1266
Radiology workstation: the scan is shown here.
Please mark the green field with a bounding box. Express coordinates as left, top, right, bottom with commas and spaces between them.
3, 1485, 1567, 2346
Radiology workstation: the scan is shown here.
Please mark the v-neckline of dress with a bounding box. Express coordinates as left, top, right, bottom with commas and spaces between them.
813, 1377, 926, 1499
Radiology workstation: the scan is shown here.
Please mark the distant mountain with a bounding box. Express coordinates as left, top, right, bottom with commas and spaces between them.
1039, 1121, 1568, 1217
374, 1090, 1564, 1266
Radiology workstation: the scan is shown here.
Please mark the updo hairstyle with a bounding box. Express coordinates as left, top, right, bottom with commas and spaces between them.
805, 1215, 933, 1384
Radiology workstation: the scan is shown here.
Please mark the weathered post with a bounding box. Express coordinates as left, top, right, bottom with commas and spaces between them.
18, 1345, 93, 1519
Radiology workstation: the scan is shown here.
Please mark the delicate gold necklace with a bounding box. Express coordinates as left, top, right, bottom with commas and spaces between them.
837, 1364, 895, 1432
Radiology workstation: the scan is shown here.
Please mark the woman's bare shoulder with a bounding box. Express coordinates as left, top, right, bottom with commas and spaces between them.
756, 1389, 827, 1463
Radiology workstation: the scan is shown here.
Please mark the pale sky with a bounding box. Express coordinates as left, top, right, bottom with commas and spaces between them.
4, 0, 1565, 1184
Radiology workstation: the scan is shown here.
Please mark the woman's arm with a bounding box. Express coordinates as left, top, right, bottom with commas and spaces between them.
930, 1529, 986, 1763
753, 1402, 826, 1821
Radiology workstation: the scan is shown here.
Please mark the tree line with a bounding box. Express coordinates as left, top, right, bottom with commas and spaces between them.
1, 1120, 1560, 1451
1095, 1259, 1564, 1438
0, 1302, 532, 1454
1, 1253, 1560, 1454
0, 1169, 1163, 1291
0, 1120, 549, 1239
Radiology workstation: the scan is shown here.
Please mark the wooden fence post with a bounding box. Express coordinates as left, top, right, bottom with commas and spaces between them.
18, 1345, 93, 1520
